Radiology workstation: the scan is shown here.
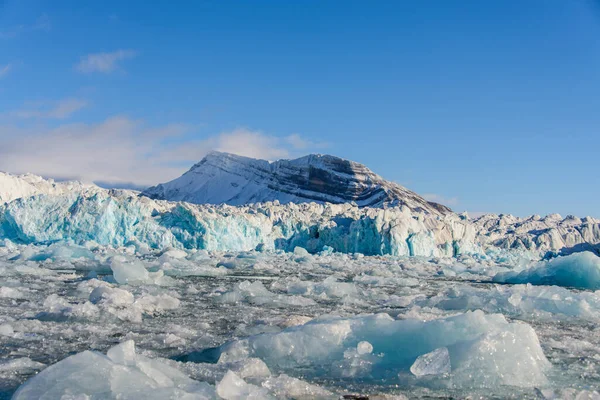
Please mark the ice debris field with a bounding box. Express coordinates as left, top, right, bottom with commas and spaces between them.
0, 190, 600, 398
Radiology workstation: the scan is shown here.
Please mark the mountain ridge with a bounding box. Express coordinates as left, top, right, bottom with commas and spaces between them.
141, 151, 451, 215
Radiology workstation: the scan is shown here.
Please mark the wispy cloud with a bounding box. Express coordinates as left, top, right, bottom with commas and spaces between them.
155, 128, 329, 165
0, 120, 325, 186
75, 50, 137, 74
423, 193, 459, 207
0, 64, 11, 78
0, 15, 51, 39
285, 133, 329, 151
2, 98, 88, 119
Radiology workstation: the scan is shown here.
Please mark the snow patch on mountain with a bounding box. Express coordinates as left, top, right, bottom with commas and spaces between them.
142, 152, 451, 215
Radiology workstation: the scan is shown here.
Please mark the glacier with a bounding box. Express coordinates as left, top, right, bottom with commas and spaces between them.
0, 171, 94, 204
1, 188, 599, 260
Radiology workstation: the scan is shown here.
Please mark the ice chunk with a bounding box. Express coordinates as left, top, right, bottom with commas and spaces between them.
12, 341, 216, 400
293, 246, 310, 257
494, 252, 600, 290
216, 280, 315, 308
0, 286, 25, 299
424, 283, 600, 322
89, 285, 134, 306
0, 357, 45, 372
261, 374, 334, 399
106, 340, 137, 366
540, 388, 600, 399
216, 310, 550, 388
357, 341, 373, 355
283, 276, 358, 299
410, 347, 450, 377
134, 293, 181, 315
0, 323, 14, 336
160, 247, 188, 259
110, 256, 150, 285
216, 370, 272, 399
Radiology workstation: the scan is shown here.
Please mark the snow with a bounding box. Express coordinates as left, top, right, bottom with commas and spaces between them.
0, 171, 95, 204
141, 151, 451, 214
493, 252, 600, 289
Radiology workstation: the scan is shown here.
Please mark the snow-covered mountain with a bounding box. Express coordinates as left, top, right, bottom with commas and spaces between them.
0, 172, 96, 204
141, 151, 451, 215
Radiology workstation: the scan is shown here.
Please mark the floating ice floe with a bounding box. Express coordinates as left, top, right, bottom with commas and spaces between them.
12, 340, 217, 399
13, 340, 339, 400
493, 252, 600, 290
422, 283, 600, 322
215, 310, 550, 388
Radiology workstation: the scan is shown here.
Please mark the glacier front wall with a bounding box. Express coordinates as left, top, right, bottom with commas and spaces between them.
1, 190, 599, 258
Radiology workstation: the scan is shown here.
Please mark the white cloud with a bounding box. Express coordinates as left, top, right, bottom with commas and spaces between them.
0, 120, 325, 187
422, 193, 459, 207
2, 99, 88, 119
0, 15, 51, 39
0, 64, 11, 78
154, 128, 328, 165
285, 133, 329, 151
217, 129, 291, 160
75, 50, 137, 74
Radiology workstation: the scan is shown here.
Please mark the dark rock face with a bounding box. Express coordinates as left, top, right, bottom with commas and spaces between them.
142, 152, 451, 215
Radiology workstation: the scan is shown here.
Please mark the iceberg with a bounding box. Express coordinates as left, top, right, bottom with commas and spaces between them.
12, 340, 217, 400
214, 310, 550, 388
493, 252, 600, 290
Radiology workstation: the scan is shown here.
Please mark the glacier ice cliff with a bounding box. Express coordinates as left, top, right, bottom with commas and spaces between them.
1, 187, 599, 259
0, 171, 94, 204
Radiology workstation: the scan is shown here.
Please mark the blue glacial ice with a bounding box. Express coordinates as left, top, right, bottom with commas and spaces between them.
11, 340, 217, 400
493, 252, 600, 290
1, 189, 599, 259
213, 310, 550, 388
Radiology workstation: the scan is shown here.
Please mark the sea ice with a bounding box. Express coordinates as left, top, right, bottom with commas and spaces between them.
216, 310, 550, 388
423, 283, 600, 321
410, 347, 451, 377
493, 252, 600, 290
12, 340, 216, 400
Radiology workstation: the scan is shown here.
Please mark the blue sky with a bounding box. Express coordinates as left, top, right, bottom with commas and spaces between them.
1, 0, 599, 217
